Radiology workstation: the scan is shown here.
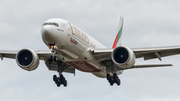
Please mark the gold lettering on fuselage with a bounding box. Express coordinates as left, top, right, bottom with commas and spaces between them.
72, 27, 93, 48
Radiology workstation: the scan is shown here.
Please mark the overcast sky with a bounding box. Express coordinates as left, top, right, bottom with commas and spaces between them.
0, 0, 180, 101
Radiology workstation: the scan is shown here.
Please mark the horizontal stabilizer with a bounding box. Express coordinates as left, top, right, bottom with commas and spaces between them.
127, 64, 173, 69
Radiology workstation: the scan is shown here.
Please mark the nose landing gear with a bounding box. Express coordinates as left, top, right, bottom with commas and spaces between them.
49, 56, 69, 87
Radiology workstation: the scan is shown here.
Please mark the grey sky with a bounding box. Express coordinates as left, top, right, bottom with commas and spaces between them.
0, 0, 180, 101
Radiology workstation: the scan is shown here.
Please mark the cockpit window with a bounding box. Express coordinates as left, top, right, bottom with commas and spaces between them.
42, 23, 59, 27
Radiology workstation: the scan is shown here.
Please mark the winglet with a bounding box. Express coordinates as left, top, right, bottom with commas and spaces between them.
112, 17, 124, 49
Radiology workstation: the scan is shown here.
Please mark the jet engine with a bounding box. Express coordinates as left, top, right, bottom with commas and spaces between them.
16, 49, 39, 71
111, 46, 136, 69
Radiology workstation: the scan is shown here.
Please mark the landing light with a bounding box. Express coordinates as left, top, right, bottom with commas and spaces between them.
48, 44, 57, 50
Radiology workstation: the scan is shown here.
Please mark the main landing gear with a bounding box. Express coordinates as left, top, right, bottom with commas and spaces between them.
104, 61, 121, 86
53, 74, 67, 87
48, 44, 68, 87
107, 73, 120, 86
49, 54, 69, 87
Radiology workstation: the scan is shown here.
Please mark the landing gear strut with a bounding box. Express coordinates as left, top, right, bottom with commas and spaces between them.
53, 74, 67, 87
107, 73, 121, 86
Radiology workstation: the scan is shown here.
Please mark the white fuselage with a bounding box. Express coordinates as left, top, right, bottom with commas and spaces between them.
41, 18, 107, 78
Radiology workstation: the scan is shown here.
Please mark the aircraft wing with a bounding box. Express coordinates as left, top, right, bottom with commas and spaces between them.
0, 50, 75, 74
0, 50, 53, 60
92, 45, 180, 69
0, 50, 17, 59
132, 46, 180, 60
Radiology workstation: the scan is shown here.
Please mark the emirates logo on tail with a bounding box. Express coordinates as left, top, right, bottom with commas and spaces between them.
112, 17, 124, 49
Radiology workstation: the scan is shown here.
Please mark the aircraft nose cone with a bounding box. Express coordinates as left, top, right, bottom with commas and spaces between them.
41, 26, 56, 44
41, 27, 52, 38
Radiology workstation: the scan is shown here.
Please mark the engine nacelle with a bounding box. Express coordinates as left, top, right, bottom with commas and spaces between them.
111, 46, 136, 69
16, 49, 39, 71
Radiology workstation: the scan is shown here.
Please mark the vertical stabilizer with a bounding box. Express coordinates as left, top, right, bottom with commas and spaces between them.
112, 17, 124, 49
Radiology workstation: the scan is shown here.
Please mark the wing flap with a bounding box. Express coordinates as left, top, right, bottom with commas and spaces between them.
123, 64, 172, 70
133, 46, 180, 60
133, 64, 172, 68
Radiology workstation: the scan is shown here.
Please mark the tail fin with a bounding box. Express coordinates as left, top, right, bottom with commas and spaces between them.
112, 17, 124, 49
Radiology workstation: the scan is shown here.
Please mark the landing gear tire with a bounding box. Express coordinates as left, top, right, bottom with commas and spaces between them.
109, 79, 114, 86
117, 78, 120, 86
107, 74, 110, 80
53, 74, 68, 87
63, 80, 67, 87
113, 73, 118, 80
107, 74, 114, 86
57, 81, 60, 87
53, 75, 57, 82
107, 73, 120, 86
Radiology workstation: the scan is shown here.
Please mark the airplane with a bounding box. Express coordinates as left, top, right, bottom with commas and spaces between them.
0, 17, 180, 87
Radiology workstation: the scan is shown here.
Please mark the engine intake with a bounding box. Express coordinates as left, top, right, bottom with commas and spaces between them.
113, 47, 129, 64
16, 49, 39, 71
111, 46, 136, 69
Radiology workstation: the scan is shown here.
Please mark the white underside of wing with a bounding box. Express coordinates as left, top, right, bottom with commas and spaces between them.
133, 64, 172, 68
